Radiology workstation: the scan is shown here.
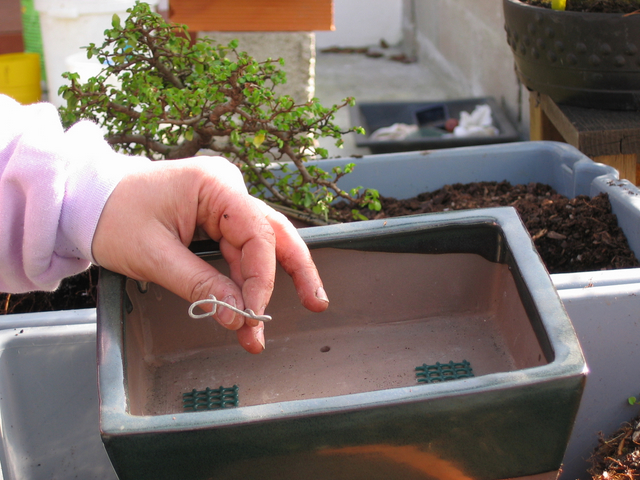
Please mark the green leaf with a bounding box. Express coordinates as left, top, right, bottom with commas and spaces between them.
253, 131, 266, 147
351, 209, 368, 221
303, 192, 314, 208
55, 2, 371, 223
629, 396, 637, 405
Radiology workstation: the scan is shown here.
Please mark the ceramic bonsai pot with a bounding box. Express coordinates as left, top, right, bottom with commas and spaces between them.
503, 0, 640, 110
97, 207, 586, 480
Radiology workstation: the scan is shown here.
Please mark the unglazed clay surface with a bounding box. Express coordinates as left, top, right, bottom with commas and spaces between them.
124, 249, 547, 416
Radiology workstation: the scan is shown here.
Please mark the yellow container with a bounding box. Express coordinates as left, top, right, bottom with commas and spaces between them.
0, 53, 42, 105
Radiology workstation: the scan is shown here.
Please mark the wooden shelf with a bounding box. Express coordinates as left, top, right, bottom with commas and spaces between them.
529, 91, 640, 184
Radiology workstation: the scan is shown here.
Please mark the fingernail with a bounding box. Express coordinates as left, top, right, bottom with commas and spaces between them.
315, 286, 329, 303
219, 295, 238, 326
256, 325, 266, 351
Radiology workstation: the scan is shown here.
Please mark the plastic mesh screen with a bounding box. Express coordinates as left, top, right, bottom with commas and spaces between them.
415, 360, 474, 384
183, 385, 239, 411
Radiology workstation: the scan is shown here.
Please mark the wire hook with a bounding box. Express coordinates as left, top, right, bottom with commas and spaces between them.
188, 295, 272, 322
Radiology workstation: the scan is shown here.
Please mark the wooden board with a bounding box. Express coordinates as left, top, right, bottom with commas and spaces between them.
530, 92, 640, 157
0, 33, 24, 55
170, 0, 334, 32
530, 91, 640, 184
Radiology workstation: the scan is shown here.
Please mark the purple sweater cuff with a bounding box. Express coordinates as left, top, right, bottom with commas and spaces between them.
0, 95, 149, 293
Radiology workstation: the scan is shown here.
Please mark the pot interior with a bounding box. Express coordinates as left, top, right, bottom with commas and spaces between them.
123, 247, 548, 417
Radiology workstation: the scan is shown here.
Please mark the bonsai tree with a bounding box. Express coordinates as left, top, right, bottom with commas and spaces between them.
58, 2, 380, 224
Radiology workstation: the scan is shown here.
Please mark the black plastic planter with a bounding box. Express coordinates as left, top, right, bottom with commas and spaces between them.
503, 0, 640, 111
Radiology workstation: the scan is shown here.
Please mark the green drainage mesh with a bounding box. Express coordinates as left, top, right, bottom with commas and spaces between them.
183, 385, 239, 411
415, 360, 474, 384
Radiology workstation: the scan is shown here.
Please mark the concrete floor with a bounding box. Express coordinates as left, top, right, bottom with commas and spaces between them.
313, 50, 468, 157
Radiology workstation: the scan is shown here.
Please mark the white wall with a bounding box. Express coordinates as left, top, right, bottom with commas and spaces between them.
315, 0, 403, 48
405, 0, 528, 135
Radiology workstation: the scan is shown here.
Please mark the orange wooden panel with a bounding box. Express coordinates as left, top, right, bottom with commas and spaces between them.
170, 0, 334, 32
0, 33, 24, 55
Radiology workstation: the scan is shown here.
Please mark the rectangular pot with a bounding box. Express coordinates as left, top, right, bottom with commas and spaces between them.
555, 280, 640, 480
97, 207, 586, 480
348, 97, 520, 154
315, 141, 640, 263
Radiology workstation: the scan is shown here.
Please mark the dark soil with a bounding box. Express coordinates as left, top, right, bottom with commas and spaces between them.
523, 0, 640, 13
335, 180, 640, 274
0, 266, 99, 315
587, 415, 640, 479
2, 180, 639, 315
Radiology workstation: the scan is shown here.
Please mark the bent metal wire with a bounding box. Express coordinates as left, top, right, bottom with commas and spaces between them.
188, 294, 272, 322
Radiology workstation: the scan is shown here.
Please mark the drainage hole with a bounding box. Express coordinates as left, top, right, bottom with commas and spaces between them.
320, 346, 331, 353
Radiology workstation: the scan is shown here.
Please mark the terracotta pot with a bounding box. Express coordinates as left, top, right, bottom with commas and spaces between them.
503, 0, 640, 110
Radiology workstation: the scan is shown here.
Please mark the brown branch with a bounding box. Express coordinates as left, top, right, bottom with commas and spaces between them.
263, 201, 336, 226
107, 133, 174, 157
107, 102, 142, 119
210, 142, 290, 205
279, 142, 359, 205
131, 25, 186, 89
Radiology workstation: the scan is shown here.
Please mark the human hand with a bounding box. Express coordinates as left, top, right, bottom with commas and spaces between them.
92, 156, 329, 354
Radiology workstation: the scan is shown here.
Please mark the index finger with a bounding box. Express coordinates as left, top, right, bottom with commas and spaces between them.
216, 195, 277, 317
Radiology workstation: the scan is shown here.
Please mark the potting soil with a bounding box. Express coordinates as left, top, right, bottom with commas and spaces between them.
334, 180, 640, 274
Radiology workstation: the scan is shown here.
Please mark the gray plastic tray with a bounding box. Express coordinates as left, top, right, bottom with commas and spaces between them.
349, 97, 520, 154
0, 314, 117, 480
313, 141, 640, 263
0, 287, 634, 480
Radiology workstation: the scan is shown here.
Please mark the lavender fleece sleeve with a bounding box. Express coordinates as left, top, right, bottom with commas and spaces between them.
0, 94, 149, 293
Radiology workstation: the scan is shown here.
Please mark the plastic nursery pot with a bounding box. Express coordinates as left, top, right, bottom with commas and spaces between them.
97, 208, 586, 480
302, 141, 640, 267
0, 53, 41, 105
33, 0, 159, 107
503, 0, 640, 111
